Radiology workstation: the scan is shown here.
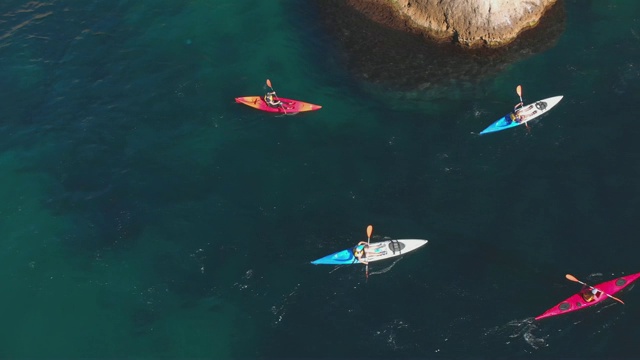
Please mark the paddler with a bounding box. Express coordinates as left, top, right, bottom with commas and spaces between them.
510, 101, 525, 123
264, 91, 282, 107
581, 288, 601, 303
353, 241, 385, 264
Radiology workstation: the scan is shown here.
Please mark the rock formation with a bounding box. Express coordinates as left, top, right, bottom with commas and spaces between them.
344, 0, 559, 48
313, 0, 566, 90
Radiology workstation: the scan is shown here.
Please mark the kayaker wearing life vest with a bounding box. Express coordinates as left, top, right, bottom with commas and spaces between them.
581, 288, 601, 303
264, 91, 282, 107
353, 241, 385, 264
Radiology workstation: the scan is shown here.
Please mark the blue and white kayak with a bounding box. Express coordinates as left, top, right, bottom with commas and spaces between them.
479, 96, 563, 135
311, 239, 428, 265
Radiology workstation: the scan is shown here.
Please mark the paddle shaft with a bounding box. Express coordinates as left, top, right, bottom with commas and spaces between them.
365, 225, 373, 280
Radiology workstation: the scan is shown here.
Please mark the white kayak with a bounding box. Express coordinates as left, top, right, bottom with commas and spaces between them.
311, 239, 428, 265
479, 95, 564, 135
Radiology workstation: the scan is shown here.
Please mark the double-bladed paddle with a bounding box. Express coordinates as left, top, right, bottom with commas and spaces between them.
365, 225, 373, 280
565, 274, 625, 305
515, 84, 530, 131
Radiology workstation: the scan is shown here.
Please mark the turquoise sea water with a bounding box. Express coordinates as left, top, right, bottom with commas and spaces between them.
1, 0, 640, 358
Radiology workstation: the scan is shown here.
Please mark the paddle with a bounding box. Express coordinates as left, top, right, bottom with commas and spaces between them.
565, 274, 625, 305
365, 225, 373, 280
266, 79, 286, 114
516, 84, 530, 131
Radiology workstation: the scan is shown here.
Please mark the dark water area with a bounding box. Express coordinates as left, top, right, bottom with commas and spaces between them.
0, 0, 640, 358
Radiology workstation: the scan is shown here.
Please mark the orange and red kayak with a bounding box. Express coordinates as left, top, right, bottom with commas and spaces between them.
235, 96, 321, 114
535, 272, 640, 320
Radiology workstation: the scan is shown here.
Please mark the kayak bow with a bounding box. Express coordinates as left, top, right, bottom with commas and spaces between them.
535, 272, 640, 320
235, 96, 322, 114
311, 239, 428, 265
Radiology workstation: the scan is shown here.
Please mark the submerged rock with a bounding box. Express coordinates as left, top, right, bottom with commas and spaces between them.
313, 0, 566, 90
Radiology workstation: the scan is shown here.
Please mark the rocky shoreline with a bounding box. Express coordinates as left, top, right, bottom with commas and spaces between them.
313, 0, 566, 90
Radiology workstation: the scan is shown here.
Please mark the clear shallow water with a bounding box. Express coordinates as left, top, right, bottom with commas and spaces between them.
0, 0, 639, 358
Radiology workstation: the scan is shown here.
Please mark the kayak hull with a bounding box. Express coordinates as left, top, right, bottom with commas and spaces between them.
535, 272, 640, 320
311, 239, 428, 265
479, 96, 563, 135
235, 96, 322, 114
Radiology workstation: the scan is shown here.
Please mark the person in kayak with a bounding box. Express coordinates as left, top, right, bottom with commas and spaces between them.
264, 91, 282, 107
581, 288, 601, 303
353, 241, 385, 264
509, 101, 525, 123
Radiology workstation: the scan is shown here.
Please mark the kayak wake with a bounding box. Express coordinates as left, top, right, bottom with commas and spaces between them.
484, 318, 547, 350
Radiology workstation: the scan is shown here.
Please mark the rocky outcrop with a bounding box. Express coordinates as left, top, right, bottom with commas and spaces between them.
313, 0, 565, 90
345, 0, 559, 48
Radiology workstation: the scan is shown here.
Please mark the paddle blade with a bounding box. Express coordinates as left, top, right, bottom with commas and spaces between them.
266, 79, 272, 88
610, 295, 625, 305
565, 274, 579, 282
516, 85, 522, 97
366, 225, 373, 238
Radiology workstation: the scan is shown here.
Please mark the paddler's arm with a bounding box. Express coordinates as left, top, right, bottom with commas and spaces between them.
514, 102, 523, 111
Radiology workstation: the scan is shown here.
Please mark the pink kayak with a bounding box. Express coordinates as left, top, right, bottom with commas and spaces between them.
535, 272, 640, 320
235, 96, 322, 114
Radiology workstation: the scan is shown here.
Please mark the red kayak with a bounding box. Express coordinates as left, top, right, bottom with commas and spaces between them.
235, 96, 322, 114
535, 272, 640, 320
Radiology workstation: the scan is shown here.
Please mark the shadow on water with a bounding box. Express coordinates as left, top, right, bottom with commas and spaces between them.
311, 0, 566, 92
